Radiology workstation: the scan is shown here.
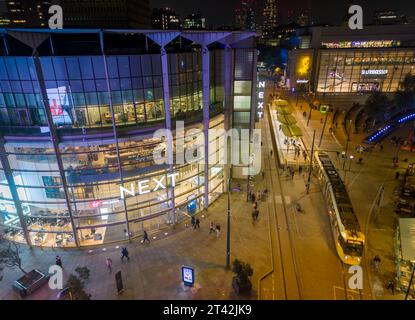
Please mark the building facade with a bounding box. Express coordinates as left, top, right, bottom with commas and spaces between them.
151, 7, 180, 30
287, 25, 415, 95
0, 29, 257, 248
0, 0, 151, 28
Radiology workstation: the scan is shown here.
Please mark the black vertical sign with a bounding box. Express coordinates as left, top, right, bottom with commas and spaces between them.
115, 271, 124, 294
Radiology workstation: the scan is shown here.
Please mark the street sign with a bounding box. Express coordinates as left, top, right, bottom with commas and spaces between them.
115, 271, 124, 294
181, 266, 194, 287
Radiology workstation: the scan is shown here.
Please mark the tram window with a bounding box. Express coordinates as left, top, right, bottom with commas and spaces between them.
343, 239, 363, 256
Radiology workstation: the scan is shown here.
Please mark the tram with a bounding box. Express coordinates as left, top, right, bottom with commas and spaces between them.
313, 151, 365, 265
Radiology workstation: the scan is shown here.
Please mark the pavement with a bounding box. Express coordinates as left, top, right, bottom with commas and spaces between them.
0, 173, 273, 300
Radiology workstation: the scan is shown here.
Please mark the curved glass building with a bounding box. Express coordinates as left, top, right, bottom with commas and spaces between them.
0, 29, 257, 247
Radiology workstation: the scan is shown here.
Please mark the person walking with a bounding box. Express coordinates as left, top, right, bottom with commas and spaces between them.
270, 149, 273, 157
121, 247, 130, 261
373, 255, 381, 270
106, 257, 113, 273
143, 230, 150, 244
191, 216, 196, 228
251, 192, 256, 203
387, 279, 395, 295
194, 218, 200, 229
380, 144, 384, 152
209, 221, 215, 234
395, 171, 400, 180
299, 165, 303, 175
55, 256, 63, 268
252, 201, 258, 210
215, 223, 221, 237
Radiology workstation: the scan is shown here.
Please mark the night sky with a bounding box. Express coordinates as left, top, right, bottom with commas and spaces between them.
150, 0, 415, 27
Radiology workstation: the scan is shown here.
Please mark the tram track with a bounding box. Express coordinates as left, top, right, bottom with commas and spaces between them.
258, 104, 303, 300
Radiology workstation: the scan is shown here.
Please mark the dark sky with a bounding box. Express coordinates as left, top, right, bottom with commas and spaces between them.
150, 0, 415, 27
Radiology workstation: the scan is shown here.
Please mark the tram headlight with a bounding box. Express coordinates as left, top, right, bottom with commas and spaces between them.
345, 255, 349, 260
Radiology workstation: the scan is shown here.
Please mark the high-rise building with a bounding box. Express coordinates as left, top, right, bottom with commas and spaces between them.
0, 0, 51, 27
234, 0, 256, 31
182, 13, 206, 30
0, 0, 151, 28
151, 7, 180, 30
262, 0, 278, 38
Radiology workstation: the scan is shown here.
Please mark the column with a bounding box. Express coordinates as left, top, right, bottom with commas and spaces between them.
0, 138, 31, 246
223, 45, 233, 191
202, 45, 210, 209
160, 47, 176, 224
33, 54, 80, 247
100, 32, 131, 240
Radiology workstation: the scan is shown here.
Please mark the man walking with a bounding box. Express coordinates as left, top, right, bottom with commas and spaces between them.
106, 257, 113, 273
209, 221, 215, 234
55, 256, 63, 269
143, 230, 150, 244
121, 247, 130, 261
194, 218, 200, 229
215, 223, 221, 237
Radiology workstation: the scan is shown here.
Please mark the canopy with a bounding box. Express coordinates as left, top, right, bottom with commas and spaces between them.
399, 218, 415, 261
282, 124, 303, 138
277, 114, 297, 125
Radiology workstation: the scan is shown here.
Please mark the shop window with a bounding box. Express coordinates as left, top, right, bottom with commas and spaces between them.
42, 176, 65, 199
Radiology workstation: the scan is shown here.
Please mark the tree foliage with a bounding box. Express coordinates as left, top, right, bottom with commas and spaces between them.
364, 91, 391, 123
394, 73, 415, 111
65, 274, 91, 300
0, 238, 27, 280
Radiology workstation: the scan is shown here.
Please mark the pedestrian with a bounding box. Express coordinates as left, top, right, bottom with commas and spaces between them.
373, 255, 381, 270
209, 221, 215, 234
336, 151, 340, 160
252, 209, 259, 222
380, 144, 384, 151
121, 247, 130, 261
320, 118, 323, 124
257, 190, 261, 201
303, 151, 307, 161
215, 223, 221, 237
358, 157, 363, 165
143, 230, 150, 244
106, 257, 113, 273
194, 218, 200, 229
251, 192, 256, 203
299, 165, 303, 175
270, 149, 273, 157
55, 255, 63, 268
395, 171, 400, 180
335, 122, 338, 128
191, 216, 196, 228
291, 168, 295, 180
387, 279, 395, 295
253, 201, 258, 210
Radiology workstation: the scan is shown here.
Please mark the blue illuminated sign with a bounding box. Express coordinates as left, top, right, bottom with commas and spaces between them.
181, 265, 194, 286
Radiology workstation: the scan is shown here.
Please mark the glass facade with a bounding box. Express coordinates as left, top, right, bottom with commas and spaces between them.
0, 30, 257, 248
316, 49, 415, 93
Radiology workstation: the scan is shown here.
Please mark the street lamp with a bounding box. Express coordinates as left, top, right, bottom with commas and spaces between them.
348, 155, 354, 171
226, 177, 231, 270
342, 119, 353, 170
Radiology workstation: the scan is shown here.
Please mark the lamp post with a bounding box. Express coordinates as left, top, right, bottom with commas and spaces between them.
226, 177, 231, 270
318, 105, 330, 147
306, 130, 316, 194
348, 155, 354, 171
343, 119, 353, 170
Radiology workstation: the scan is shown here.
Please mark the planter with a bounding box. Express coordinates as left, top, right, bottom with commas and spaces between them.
12, 269, 50, 298
232, 276, 252, 295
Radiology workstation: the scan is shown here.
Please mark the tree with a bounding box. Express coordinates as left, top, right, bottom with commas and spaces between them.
0, 239, 27, 280
64, 274, 91, 300
394, 73, 415, 112
63, 267, 91, 300
364, 91, 391, 124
